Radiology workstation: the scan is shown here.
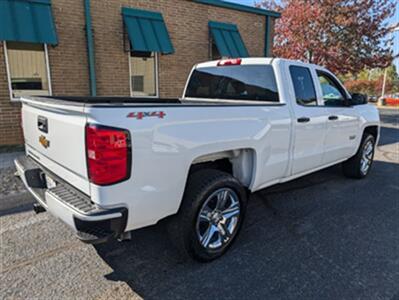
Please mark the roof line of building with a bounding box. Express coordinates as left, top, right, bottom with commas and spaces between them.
193, 0, 281, 18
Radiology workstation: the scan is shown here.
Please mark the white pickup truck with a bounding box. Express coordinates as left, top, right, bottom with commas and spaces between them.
15, 58, 380, 261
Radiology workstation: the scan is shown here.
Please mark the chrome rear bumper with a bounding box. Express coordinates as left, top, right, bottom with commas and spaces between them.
14, 156, 128, 244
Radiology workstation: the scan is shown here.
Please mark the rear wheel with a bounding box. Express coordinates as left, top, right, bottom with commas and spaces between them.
169, 169, 247, 262
342, 133, 376, 179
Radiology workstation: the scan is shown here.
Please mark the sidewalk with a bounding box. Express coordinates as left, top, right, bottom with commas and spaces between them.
377, 105, 399, 110
0, 151, 25, 195
0, 151, 32, 216
0, 151, 24, 169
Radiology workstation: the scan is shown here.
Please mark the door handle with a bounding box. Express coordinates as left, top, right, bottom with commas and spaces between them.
37, 116, 48, 133
297, 117, 310, 123
328, 115, 339, 121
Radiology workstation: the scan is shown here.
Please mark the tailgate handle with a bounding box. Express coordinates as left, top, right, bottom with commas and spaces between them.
38, 116, 48, 133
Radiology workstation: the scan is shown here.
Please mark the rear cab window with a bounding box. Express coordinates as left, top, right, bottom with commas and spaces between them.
185, 65, 280, 103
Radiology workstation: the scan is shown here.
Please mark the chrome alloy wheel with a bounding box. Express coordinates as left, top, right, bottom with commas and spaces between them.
196, 188, 241, 250
360, 140, 374, 175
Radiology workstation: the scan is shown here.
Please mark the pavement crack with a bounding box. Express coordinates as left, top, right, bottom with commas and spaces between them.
1, 243, 81, 274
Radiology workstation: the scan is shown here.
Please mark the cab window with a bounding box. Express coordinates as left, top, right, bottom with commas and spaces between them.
185, 65, 279, 102
289, 66, 317, 106
317, 71, 347, 107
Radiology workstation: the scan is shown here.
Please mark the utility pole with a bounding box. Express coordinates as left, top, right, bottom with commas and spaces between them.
381, 26, 399, 101
381, 69, 388, 98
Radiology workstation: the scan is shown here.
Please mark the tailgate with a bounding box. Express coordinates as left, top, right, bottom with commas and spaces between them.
21, 98, 90, 195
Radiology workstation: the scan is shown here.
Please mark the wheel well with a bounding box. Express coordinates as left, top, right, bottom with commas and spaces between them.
364, 126, 378, 139
189, 149, 255, 188
189, 158, 233, 175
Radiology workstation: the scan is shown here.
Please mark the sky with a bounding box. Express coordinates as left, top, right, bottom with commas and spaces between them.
228, 0, 399, 72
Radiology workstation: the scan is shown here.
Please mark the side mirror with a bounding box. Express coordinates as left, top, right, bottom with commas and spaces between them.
350, 93, 368, 105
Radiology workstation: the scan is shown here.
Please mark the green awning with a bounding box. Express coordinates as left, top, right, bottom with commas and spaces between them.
0, 0, 58, 44
209, 21, 249, 58
122, 7, 174, 54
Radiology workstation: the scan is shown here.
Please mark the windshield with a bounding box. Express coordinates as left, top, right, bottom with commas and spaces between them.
185, 65, 280, 102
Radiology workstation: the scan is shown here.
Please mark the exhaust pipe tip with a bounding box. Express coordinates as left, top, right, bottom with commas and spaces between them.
33, 203, 46, 214
117, 231, 132, 242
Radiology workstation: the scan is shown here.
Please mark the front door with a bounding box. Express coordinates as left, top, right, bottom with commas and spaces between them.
315, 70, 360, 164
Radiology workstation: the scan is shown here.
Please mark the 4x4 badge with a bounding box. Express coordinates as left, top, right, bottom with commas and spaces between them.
39, 135, 50, 149
127, 111, 166, 120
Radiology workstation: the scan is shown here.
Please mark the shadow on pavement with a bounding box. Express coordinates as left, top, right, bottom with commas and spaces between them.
0, 193, 35, 217
94, 160, 399, 299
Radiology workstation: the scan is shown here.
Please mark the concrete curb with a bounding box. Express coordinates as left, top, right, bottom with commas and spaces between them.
376, 105, 399, 110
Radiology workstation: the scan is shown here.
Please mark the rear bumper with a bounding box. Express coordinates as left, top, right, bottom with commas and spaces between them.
14, 156, 128, 244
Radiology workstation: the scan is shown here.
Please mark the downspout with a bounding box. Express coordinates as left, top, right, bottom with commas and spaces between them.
84, 0, 97, 96
264, 16, 271, 57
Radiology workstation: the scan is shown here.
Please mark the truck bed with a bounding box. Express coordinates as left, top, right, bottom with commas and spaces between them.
26, 96, 284, 107
34, 96, 182, 105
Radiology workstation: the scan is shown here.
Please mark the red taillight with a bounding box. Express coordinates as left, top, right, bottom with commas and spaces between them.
85, 124, 131, 186
217, 58, 242, 66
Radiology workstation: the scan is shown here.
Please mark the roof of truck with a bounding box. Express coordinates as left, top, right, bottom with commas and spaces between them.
195, 57, 319, 69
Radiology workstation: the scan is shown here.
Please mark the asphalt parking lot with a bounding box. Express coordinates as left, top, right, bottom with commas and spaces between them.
1, 108, 398, 300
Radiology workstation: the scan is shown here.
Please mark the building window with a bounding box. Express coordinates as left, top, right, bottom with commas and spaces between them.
4, 42, 51, 100
210, 40, 221, 60
129, 51, 158, 97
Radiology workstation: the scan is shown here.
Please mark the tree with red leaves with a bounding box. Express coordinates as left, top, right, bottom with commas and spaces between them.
258, 0, 397, 74
344, 79, 376, 95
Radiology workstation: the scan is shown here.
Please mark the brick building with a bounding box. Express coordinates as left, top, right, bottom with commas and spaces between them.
0, 0, 279, 146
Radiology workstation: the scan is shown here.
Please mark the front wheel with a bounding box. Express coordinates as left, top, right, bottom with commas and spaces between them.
168, 169, 247, 262
342, 133, 376, 179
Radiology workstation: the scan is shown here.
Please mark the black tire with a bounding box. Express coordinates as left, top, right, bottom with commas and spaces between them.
342, 133, 376, 179
168, 169, 247, 262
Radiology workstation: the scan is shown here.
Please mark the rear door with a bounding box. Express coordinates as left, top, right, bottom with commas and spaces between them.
288, 64, 328, 175
22, 98, 90, 194
314, 70, 360, 164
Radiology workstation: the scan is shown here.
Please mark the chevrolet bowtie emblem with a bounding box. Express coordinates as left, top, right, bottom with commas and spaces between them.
39, 135, 50, 149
